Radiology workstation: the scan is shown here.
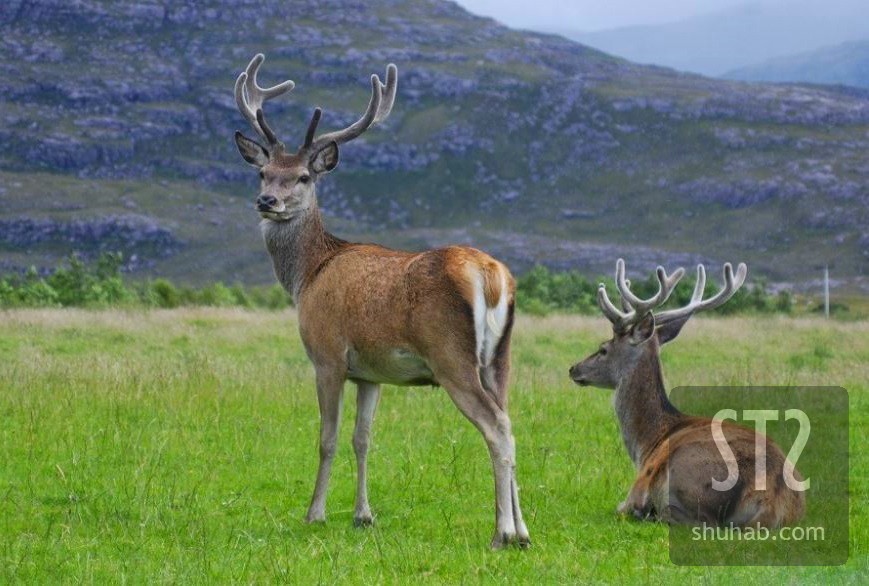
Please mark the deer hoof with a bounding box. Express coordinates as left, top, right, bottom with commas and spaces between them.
490, 530, 529, 549
491, 531, 512, 549
305, 511, 326, 524
353, 514, 375, 527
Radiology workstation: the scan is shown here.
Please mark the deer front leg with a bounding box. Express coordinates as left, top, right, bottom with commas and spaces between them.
352, 382, 380, 527
306, 368, 345, 523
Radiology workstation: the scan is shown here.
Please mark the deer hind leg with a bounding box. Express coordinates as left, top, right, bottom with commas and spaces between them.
438, 364, 529, 549
305, 368, 345, 523
478, 300, 514, 408
481, 329, 530, 545
352, 382, 380, 527
618, 479, 655, 520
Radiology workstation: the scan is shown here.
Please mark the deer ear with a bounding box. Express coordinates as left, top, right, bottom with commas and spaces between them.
235, 131, 269, 167
310, 141, 339, 174
657, 315, 690, 345
629, 313, 655, 345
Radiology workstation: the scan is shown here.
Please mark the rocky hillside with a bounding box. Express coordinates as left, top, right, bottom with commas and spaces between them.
1, 0, 868, 290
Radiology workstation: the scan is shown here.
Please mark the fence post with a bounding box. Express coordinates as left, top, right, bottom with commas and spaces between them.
823, 264, 830, 319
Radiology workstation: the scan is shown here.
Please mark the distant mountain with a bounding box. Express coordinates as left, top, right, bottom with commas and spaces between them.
562, 1, 869, 76
724, 40, 869, 88
1, 0, 868, 290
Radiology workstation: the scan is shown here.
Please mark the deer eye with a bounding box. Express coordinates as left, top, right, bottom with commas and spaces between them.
599, 347, 608, 356
298, 175, 310, 184
259, 171, 265, 180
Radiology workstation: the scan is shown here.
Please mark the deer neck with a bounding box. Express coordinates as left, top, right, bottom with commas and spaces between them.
613, 344, 682, 468
260, 200, 345, 304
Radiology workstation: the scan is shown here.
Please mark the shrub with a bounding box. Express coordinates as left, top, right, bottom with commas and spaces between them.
43, 253, 134, 307
0, 254, 798, 315
514, 264, 792, 316
196, 283, 238, 307
6, 268, 61, 307
248, 284, 291, 309
149, 279, 181, 308
229, 283, 253, 308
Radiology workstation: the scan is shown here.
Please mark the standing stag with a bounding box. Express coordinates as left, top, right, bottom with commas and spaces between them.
232, 54, 530, 548
569, 259, 805, 527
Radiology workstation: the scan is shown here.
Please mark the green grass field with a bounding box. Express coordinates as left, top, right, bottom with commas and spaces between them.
0, 309, 865, 583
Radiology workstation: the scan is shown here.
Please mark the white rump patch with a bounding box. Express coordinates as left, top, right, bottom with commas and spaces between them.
471, 267, 509, 367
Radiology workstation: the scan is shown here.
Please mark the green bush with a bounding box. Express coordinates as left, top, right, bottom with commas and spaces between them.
3, 268, 61, 307
149, 279, 181, 308
515, 266, 598, 315
41, 253, 134, 307
247, 284, 291, 310
0, 254, 299, 310
195, 283, 237, 307
514, 264, 792, 316
229, 283, 253, 308
0, 254, 798, 315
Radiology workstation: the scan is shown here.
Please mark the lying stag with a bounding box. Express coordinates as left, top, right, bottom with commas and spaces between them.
569, 259, 805, 527
232, 54, 529, 548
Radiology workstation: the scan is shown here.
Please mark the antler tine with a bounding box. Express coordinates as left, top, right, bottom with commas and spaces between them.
303, 107, 323, 148
615, 259, 684, 317
596, 259, 683, 331
308, 64, 398, 151
309, 75, 382, 150
256, 109, 279, 146
700, 262, 747, 310
235, 53, 295, 147
374, 63, 398, 123
597, 283, 631, 330
656, 262, 748, 326
690, 264, 707, 304
620, 279, 633, 312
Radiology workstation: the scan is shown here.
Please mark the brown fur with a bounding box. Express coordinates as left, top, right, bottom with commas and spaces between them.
296, 243, 511, 378
250, 162, 528, 547
235, 53, 529, 546
262, 216, 529, 546
571, 304, 806, 529
623, 414, 805, 527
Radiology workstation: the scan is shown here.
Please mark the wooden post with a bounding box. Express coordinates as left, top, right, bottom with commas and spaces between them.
824, 264, 830, 319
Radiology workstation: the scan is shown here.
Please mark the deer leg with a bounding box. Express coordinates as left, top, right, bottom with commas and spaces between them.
352, 381, 380, 527
439, 368, 529, 549
509, 462, 530, 545
482, 362, 530, 545
487, 331, 529, 545
482, 408, 519, 549
305, 368, 345, 523
618, 478, 654, 520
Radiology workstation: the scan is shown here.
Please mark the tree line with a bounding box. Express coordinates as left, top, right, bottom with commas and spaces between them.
0, 253, 798, 315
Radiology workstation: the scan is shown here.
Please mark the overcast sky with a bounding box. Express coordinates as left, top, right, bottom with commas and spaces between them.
454, 0, 775, 32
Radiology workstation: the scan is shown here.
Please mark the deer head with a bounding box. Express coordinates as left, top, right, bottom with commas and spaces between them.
569, 258, 747, 388
233, 53, 398, 221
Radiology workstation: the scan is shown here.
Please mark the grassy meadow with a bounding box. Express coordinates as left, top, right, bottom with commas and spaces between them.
0, 309, 866, 583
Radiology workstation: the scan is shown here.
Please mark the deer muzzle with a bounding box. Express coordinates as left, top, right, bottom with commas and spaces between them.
256, 194, 279, 212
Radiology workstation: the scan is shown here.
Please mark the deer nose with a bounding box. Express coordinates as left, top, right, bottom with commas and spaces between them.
256, 194, 278, 210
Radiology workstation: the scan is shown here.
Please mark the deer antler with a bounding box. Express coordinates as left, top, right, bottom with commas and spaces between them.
654, 262, 748, 326
597, 259, 685, 332
304, 64, 398, 151
235, 53, 295, 148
